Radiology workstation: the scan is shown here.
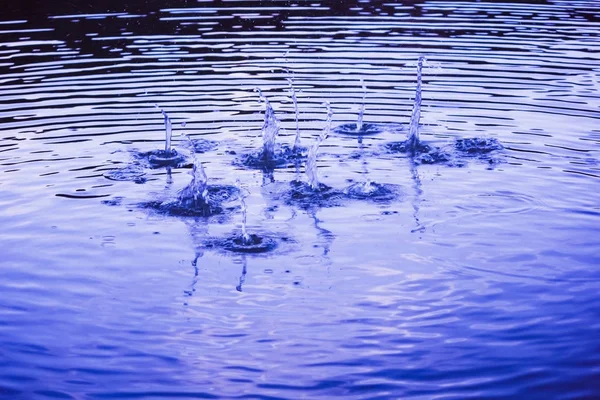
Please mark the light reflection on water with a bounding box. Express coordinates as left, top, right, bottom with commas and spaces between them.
1, 1, 600, 399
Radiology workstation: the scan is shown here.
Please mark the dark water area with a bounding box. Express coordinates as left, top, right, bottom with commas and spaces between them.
1, 0, 600, 399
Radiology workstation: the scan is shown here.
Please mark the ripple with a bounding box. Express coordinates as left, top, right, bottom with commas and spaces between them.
133, 149, 189, 169
204, 233, 282, 254
102, 164, 147, 184
237, 144, 306, 170
455, 137, 504, 155
334, 122, 387, 136
458, 191, 546, 215
384, 140, 455, 165
141, 185, 240, 217
282, 180, 345, 209
343, 181, 402, 202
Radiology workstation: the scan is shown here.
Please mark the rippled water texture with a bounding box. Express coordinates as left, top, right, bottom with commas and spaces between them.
1, 1, 600, 399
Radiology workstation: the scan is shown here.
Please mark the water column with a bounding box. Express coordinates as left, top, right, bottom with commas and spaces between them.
407, 56, 424, 153
356, 79, 366, 133
255, 88, 280, 160
288, 78, 301, 150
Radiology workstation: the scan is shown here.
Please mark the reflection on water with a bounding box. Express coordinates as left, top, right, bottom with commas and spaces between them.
1, 0, 600, 399
409, 158, 425, 234
308, 208, 334, 257
235, 256, 248, 293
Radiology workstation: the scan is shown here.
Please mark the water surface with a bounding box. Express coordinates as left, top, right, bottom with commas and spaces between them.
1, 1, 599, 399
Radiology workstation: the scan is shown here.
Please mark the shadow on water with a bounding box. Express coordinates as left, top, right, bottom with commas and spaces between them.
265, 110, 404, 210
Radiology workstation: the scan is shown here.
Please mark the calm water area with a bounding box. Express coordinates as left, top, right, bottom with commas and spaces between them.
1, 0, 599, 399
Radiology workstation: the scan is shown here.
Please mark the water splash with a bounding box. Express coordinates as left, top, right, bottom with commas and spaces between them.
155, 105, 174, 154
284, 50, 301, 150
239, 86, 305, 170
455, 137, 504, 154
356, 79, 366, 133
170, 135, 210, 211
343, 136, 400, 202
359, 137, 371, 185
255, 88, 280, 160
382, 56, 434, 159
407, 56, 424, 154
333, 79, 387, 137
307, 102, 333, 190
136, 105, 188, 168
177, 160, 209, 209
288, 78, 301, 150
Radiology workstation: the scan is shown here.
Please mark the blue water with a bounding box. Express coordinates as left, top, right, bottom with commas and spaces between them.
1, 1, 600, 399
